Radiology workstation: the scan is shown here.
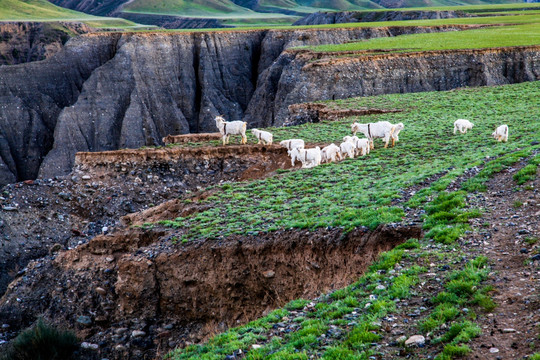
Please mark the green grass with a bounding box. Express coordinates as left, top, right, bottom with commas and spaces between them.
0, 0, 141, 29
155, 81, 540, 241
513, 154, 540, 185
304, 20, 540, 53
0, 319, 79, 360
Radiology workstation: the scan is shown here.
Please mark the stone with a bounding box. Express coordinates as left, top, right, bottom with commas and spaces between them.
376, 285, 386, 290
489, 347, 499, 353
115, 344, 127, 351
263, 270, 275, 278
82, 175, 91, 180
131, 330, 146, 338
405, 335, 425, 347
502, 328, 517, 333
81, 342, 99, 350
77, 315, 92, 326
396, 335, 407, 344
251, 344, 262, 349
95, 287, 107, 296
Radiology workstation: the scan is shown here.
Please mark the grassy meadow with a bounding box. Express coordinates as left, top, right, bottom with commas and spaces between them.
164, 80, 540, 360
155, 81, 540, 241
0, 0, 143, 29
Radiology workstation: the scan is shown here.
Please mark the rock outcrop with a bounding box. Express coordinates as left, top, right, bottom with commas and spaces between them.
0, 25, 539, 185
293, 10, 470, 26
0, 22, 92, 66
246, 46, 540, 127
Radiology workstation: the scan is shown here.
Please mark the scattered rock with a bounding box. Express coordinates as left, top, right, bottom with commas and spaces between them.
81, 342, 99, 350
263, 270, 275, 279
405, 335, 425, 347
489, 347, 499, 353
131, 330, 146, 338
502, 328, 516, 333
77, 315, 92, 326
95, 287, 107, 296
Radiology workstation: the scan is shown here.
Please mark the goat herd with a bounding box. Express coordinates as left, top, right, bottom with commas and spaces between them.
215, 116, 510, 169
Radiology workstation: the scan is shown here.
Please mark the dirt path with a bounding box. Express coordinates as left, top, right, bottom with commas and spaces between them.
467, 167, 540, 358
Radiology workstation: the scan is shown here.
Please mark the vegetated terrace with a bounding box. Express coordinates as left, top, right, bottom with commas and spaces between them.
302, 15, 540, 53
163, 81, 540, 359
154, 81, 540, 241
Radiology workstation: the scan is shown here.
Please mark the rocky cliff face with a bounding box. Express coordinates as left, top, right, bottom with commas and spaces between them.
0, 25, 538, 185
247, 46, 540, 127
293, 10, 470, 25
0, 22, 92, 66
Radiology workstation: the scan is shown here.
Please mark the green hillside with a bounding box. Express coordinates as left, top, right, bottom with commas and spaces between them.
119, 0, 523, 24
0, 0, 142, 29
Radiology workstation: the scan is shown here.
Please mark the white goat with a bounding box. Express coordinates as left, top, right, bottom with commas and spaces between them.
492, 124, 509, 142
340, 141, 355, 159
280, 139, 305, 154
351, 121, 403, 149
453, 119, 474, 134
251, 129, 273, 145
215, 115, 247, 145
321, 144, 342, 163
290, 147, 321, 168
343, 136, 370, 156
390, 122, 404, 147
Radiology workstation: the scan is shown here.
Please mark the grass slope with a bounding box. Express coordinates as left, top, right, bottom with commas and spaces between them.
155, 81, 540, 241
164, 80, 540, 359
304, 19, 540, 53
119, 0, 524, 25
0, 0, 141, 29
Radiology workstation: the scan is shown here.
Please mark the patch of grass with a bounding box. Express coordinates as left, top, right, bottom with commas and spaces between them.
514, 154, 540, 185
0, 319, 79, 360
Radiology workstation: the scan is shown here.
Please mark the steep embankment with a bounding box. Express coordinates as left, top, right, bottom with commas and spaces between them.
248, 45, 540, 127
0, 25, 538, 185
0, 222, 420, 359
0, 22, 93, 65
0, 142, 292, 296
47, 0, 129, 16
293, 9, 470, 25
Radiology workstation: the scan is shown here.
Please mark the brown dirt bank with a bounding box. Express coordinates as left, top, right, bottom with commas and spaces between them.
0, 223, 421, 359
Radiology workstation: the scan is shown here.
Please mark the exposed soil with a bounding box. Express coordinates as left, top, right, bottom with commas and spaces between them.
0, 144, 293, 296
466, 164, 540, 358
0, 221, 421, 360
286, 102, 401, 126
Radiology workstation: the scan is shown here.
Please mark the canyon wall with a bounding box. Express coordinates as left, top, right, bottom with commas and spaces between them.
0, 25, 539, 185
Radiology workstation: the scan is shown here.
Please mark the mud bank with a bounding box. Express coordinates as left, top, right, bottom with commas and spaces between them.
0, 223, 422, 359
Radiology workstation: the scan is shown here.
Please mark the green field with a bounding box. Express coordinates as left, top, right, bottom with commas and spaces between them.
155, 81, 540, 241
164, 81, 540, 359
0, 0, 143, 29
304, 21, 540, 53
119, 0, 526, 26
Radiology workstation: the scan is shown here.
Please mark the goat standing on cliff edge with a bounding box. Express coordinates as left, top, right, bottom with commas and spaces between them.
215, 115, 247, 146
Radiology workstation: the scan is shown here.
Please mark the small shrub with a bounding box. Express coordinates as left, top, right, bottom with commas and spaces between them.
1, 319, 79, 360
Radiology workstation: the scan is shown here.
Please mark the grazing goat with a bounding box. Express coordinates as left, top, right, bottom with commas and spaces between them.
251, 129, 273, 145
343, 136, 370, 156
389, 122, 404, 147
280, 139, 305, 154
453, 119, 474, 134
215, 115, 247, 145
321, 144, 342, 163
290, 147, 321, 168
492, 124, 509, 142
340, 141, 355, 159
351, 121, 403, 149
